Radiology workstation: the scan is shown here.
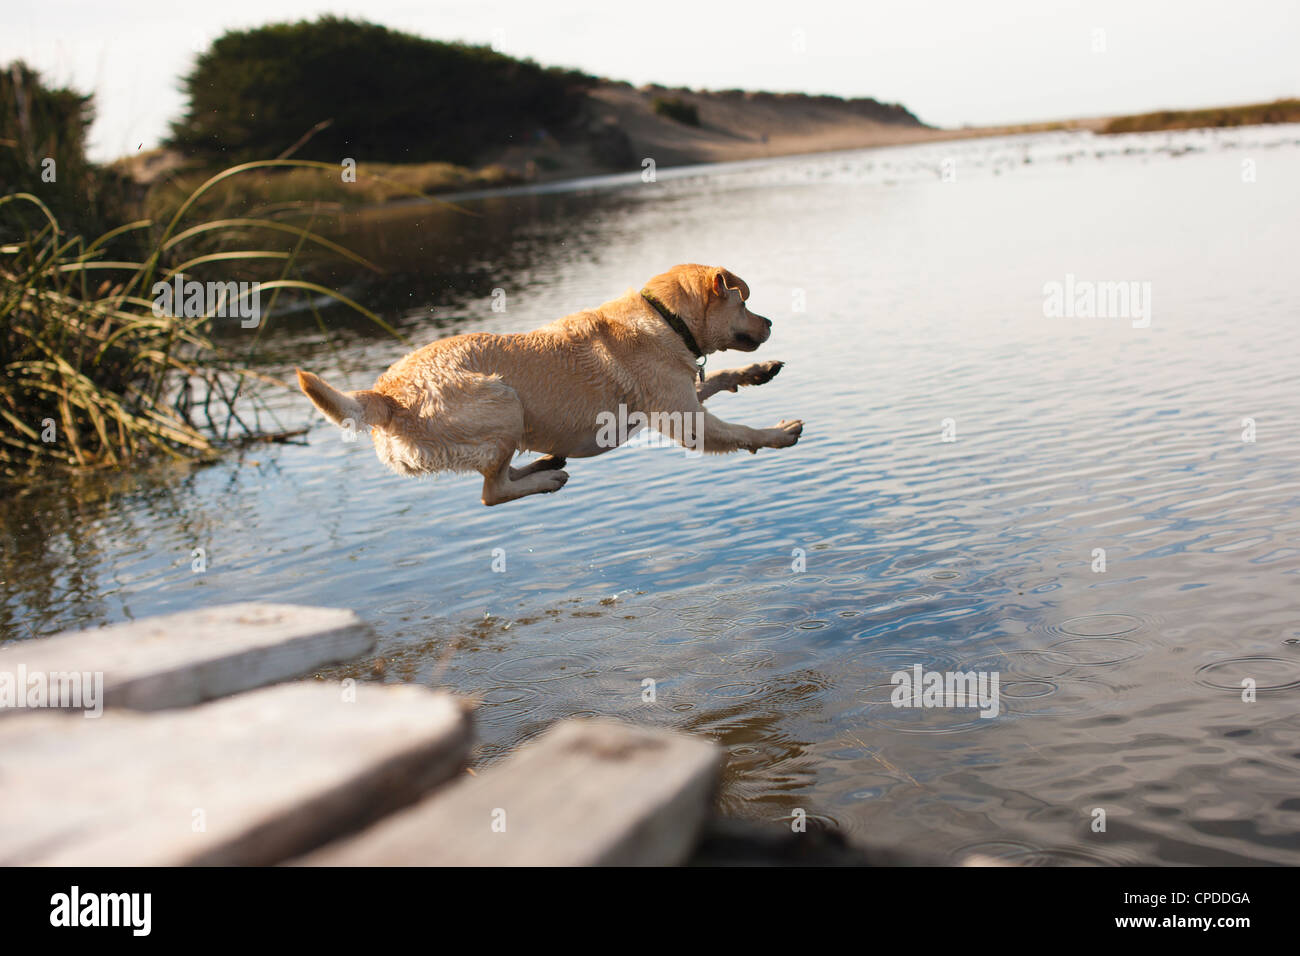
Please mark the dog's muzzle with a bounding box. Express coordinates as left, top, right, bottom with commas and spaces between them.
733, 315, 772, 351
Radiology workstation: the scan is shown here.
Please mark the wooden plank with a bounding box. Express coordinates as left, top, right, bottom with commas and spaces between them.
0, 603, 375, 713
300, 718, 724, 866
0, 682, 472, 865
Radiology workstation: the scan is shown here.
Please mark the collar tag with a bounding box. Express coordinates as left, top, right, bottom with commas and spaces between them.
695, 355, 706, 382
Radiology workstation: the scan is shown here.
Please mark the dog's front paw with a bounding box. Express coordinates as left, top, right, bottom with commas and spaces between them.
739, 360, 784, 387
764, 419, 803, 450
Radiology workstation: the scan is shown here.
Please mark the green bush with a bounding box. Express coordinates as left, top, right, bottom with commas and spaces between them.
651, 96, 700, 127
168, 16, 596, 165
0, 62, 126, 240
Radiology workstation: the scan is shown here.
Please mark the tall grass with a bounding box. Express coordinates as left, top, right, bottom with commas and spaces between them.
0, 160, 395, 480
141, 159, 517, 225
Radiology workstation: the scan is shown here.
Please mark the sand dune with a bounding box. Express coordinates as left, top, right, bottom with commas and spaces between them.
482, 82, 1108, 183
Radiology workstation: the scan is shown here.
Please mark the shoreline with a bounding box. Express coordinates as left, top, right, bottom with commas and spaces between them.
114, 90, 1298, 215
372, 120, 1139, 210
389, 114, 1300, 210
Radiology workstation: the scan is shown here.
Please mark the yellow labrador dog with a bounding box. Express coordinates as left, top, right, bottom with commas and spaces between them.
297, 264, 803, 505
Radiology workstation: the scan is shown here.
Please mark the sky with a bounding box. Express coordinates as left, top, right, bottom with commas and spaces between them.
3, 0, 1297, 161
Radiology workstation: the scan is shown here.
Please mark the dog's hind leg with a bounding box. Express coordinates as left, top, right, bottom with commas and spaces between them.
482, 457, 569, 505
429, 376, 569, 505
696, 361, 784, 403
509, 455, 568, 480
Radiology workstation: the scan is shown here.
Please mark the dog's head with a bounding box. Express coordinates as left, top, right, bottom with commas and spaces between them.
644, 264, 772, 354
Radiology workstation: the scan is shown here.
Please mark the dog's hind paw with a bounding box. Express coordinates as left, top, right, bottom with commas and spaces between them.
539, 470, 569, 493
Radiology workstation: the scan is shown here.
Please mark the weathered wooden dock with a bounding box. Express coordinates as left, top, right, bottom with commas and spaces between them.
0, 603, 979, 866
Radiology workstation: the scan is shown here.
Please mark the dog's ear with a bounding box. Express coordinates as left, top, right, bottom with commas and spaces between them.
711, 267, 749, 301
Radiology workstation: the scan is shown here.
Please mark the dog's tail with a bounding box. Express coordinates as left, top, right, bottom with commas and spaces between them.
296, 368, 398, 430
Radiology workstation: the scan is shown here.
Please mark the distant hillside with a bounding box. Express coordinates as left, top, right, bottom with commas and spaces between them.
481, 81, 928, 182
1101, 99, 1300, 135
163, 15, 925, 177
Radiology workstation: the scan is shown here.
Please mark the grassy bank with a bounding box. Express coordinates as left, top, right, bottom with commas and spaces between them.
0, 162, 394, 481
132, 158, 519, 224
1101, 99, 1300, 134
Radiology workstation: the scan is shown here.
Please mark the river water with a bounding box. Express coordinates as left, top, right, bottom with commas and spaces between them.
4, 123, 1299, 864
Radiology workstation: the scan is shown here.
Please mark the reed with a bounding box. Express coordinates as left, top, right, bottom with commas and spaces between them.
0, 160, 393, 481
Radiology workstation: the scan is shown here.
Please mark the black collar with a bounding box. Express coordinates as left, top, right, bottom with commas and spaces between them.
641, 290, 707, 379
